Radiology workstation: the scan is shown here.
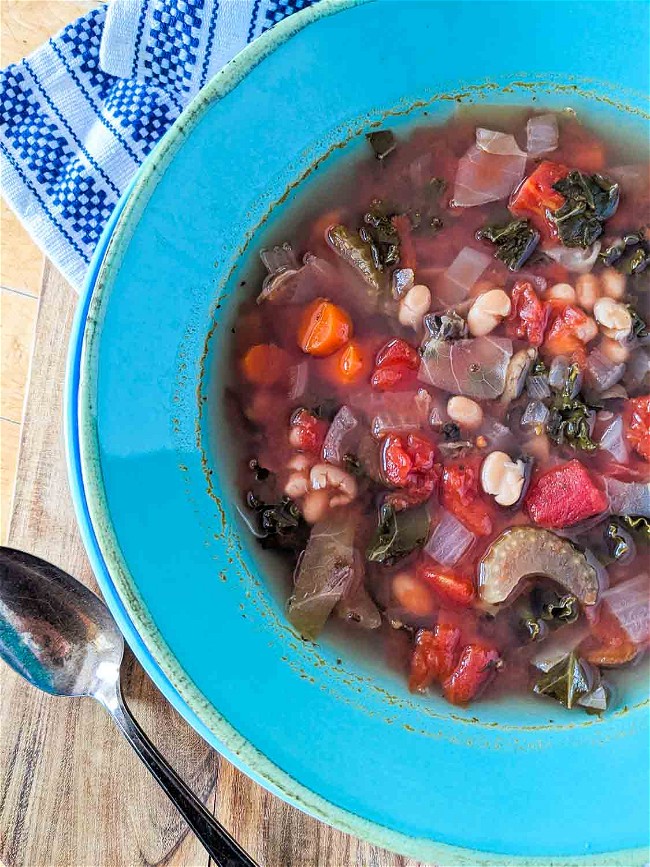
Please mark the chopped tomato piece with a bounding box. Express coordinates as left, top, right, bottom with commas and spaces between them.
381, 434, 413, 486
442, 461, 493, 536
371, 338, 420, 391
626, 395, 650, 462
241, 343, 291, 386
417, 562, 475, 607
509, 161, 569, 238
381, 433, 438, 507
582, 605, 640, 667
322, 340, 372, 386
370, 364, 417, 391
375, 338, 420, 370
289, 408, 328, 453
442, 643, 500, 705
543, 303, 590, 364
391, 213, 417, 271
507, 280, 550, 347
409, 622, 461, 692
297, 298, 352, 357
525, 460, 608, 528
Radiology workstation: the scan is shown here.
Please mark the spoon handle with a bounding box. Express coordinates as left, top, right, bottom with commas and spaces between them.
98, 683, 260, 867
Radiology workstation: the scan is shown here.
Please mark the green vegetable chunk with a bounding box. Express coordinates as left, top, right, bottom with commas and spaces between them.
366, 503, 430, 565
366, 130, 396, 160
533, 652, 593, 709
549, 171, 619, 248
360, 203, 400, 270
476, 218, 540, 271
531, 587, 579, 626
547, 364, 598, 452
327, 224, 385, 296
620, 514, 650, 543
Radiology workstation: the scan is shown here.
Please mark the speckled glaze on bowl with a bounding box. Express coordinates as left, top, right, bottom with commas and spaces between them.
66, 1, 650, 862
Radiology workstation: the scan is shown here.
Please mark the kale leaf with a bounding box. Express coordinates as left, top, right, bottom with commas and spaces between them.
600, 230, 650, 277
531, 587, 579, 626
546, 364, 598, 452
549, 171, 620, 248
246, 494, 310, 553
366, 503, 429, 565
360, 203, 400, 270
476, 218, 540, 271
620, 515, 650, 543
423, 310, 468, 342
366, 130, 396, 160
627, 304, 648, 339
533, 652, 593, 709
604, 519, 634, 561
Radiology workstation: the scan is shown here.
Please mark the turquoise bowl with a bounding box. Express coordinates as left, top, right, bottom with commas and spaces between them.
66, 1, 650, 862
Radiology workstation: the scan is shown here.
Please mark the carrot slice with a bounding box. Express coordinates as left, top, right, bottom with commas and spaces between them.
297, 298, 353, 357
241, 343, 290, 386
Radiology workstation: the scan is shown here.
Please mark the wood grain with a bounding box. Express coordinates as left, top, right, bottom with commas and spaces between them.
0, 287, 38, 419
0, 263, 424, 866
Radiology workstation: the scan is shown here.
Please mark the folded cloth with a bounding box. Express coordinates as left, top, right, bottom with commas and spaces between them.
0, 0, 315, 290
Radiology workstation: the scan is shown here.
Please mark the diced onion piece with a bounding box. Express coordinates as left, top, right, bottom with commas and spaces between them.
623, 348, 650, 392
288, 362, 308, 400
527, 374, 551, 399
452, 144, 527, 207
531, 622, 591, 672
545, 242, 601, 274
548, 356, 570, 390
521, 400, 550, 427
600, 573, 650, 645
321, 405, 359, 465
436, 246, 492, 303
605, 477, 650, 518
348, 390, 431, 438
480, 414, 518, 450
598, 415, 629, 463
586, 346, 626, 393
476, 128, 527, 156
526, 114, 559, 156
424, 510, 475, 567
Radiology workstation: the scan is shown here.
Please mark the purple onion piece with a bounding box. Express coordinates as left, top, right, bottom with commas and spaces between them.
424, 511, 475, 567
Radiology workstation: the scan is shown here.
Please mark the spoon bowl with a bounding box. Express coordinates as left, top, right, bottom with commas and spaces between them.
0, 546, 257, 867
0, 548, 123, 698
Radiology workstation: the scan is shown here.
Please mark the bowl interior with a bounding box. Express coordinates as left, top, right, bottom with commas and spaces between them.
75, 0, 650, 861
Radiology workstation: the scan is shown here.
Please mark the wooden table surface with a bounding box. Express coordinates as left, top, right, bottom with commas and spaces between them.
0, 272, 428, 866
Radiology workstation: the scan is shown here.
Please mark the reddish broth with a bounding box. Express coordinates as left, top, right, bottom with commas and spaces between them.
226, 108, 650, 711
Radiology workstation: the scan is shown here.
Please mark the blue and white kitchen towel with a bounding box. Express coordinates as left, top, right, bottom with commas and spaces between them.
0, 0, 315, 290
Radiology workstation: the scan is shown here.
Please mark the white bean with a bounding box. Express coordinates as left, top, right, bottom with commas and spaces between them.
309, 463, 357, 507
575, 316, 599, 343
398, 284, 431, 329
599, 336, 630, 364
547, 282, 576, 303
284, 472, 310, 499
600, 267, 627, 300
480, 451, 525, 507
287, 453, 313, 473
575, 273, 600, 312
447, 396, 484, 430
594, 297, 633, 340
467, 289, 511, 337
301, 489, 330, 524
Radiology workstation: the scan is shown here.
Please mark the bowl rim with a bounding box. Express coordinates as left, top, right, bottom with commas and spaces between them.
65, 0, 649, 862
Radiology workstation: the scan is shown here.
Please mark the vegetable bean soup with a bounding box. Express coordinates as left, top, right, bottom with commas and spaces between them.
226, 107, 650, 713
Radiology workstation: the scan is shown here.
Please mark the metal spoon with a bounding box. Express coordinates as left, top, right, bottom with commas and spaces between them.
0, 546, 259, 867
